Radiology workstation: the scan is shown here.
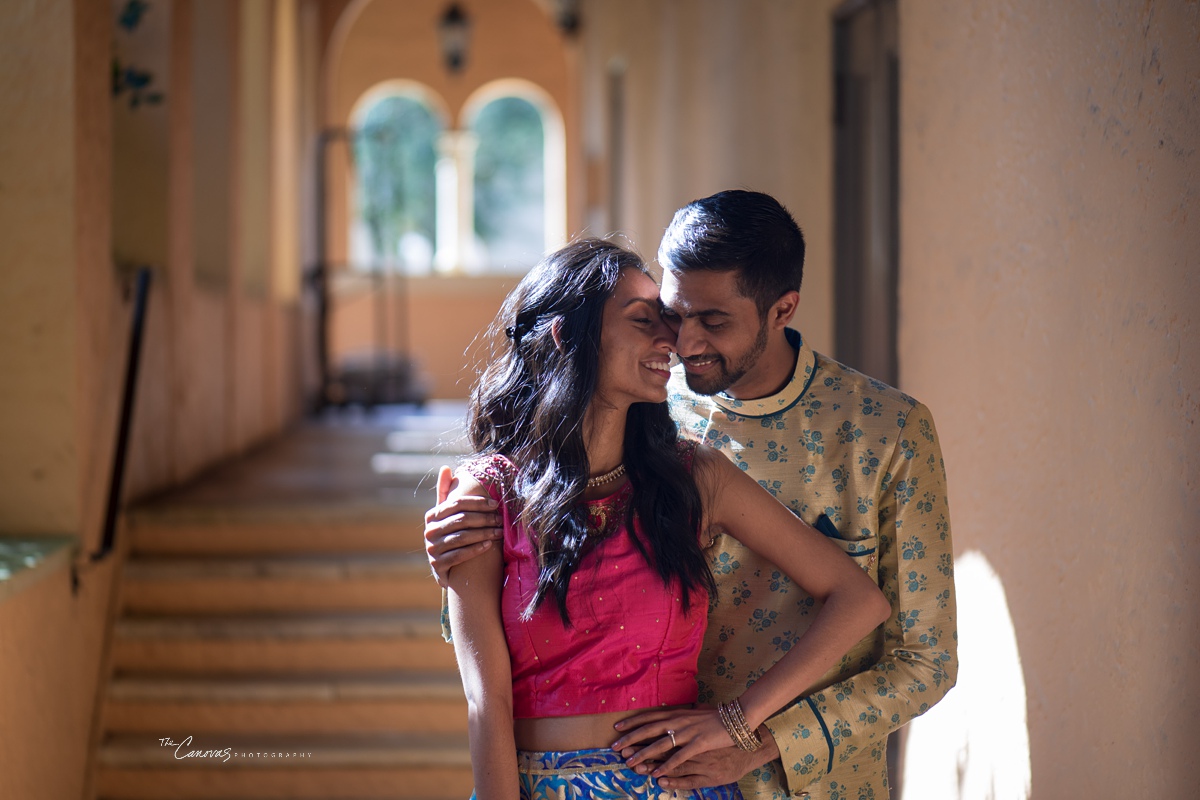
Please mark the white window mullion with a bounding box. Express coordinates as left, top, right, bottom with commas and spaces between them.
434, 130, 478, 274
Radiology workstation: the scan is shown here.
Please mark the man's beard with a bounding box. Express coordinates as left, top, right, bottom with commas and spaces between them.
683, 319, 769, 396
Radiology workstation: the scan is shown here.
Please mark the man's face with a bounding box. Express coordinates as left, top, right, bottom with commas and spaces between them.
659, 268, 769, 396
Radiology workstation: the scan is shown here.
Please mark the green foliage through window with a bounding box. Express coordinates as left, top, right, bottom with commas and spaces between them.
353, 96, 440, 266
472, 96, 545, 268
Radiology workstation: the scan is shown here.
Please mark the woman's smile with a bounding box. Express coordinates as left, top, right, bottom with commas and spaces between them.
642, 357, 672, 381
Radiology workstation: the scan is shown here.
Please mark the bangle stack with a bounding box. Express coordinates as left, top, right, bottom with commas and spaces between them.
718, 697, 764, 752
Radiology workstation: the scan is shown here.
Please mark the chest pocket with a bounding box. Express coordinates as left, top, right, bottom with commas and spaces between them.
814, 513, 878, 575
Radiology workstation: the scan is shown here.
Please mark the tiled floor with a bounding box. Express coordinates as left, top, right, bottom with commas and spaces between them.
135, 401, 469, 517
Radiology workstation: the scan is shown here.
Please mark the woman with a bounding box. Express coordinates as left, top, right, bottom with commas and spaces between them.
447, 239, 889, 800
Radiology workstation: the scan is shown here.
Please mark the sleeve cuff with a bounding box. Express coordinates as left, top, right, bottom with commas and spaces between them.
765, 696, 833, 794
440, 587, 453, 642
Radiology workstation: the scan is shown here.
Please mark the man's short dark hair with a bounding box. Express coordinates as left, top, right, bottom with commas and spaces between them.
658, 189, 806, 316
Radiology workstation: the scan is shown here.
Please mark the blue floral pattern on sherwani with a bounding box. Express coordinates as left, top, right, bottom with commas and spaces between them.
669, 329, 958, 800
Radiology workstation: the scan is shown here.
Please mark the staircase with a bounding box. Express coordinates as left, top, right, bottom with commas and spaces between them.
93, 406, 474, 800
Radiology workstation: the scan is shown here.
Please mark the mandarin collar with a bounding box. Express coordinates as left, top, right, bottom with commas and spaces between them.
710, 328, 816, 418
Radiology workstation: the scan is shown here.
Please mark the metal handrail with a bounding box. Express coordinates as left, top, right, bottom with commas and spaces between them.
88, 266, 152, 565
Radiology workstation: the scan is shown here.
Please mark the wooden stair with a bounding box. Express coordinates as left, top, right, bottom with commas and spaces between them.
93, 407, 473, 800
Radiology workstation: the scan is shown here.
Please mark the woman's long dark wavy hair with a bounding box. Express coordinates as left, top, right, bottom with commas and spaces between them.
468, 238, 716, 625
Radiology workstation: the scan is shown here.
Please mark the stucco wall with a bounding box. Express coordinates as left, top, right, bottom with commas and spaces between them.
901, 1, 1199, 796
580, 0, 839, 356
0, 0, 81, 534
329, 276, 518, 399
1, 0, 314, 794
0, 1, 118, 798
326, 0, 573, 131
120, 0, 306, 492
0, 557, 116, 800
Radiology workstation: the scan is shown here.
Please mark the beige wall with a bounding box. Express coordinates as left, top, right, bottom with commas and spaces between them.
1, 0, 315, 794
273, 0, 304, 304
580, 0, 839, 356
190, 0, 235, 288
330, 276, 517, 399
0, 0, 83, 535
238, 0, 273, 300
120, 0, 308, 491
0, 556, 117, 800
0, 1, 117, 797
326, 0, 574, 131
901, 1, 1199, 796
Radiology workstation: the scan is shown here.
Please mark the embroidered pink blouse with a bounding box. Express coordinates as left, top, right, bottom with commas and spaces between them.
461, 447, 707, 719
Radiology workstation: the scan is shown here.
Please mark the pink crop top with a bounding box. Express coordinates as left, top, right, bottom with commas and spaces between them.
462, 444, 707, 719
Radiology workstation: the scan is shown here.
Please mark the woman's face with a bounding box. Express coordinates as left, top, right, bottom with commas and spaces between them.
593, 268, 676, 408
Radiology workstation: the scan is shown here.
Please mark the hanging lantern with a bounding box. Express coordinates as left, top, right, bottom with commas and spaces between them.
438, 3, 471, 74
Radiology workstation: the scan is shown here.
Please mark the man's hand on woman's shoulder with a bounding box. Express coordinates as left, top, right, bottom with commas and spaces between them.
424, 465, 504, 586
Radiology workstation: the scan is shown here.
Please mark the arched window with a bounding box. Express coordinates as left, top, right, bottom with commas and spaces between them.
347, 80, 563, 275
350, 86, 444, 272
470, 96, 544, 269
462, 80, 566, 273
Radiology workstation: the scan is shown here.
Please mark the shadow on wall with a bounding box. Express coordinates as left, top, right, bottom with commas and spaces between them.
902, 551, 1031, 800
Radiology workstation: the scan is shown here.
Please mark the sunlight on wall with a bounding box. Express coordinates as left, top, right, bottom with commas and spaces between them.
902, 551, 1031, 800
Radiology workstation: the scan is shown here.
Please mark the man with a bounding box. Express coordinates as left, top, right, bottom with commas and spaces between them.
425, 190, 956, 800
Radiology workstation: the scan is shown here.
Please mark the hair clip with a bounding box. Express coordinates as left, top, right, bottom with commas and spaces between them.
505, 319, 533, 343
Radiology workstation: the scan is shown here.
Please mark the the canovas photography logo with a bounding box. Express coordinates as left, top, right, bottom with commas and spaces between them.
158, 736, 313, 763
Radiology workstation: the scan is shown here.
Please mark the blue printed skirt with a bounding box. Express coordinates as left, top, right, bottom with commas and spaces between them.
471, 747, 744, 800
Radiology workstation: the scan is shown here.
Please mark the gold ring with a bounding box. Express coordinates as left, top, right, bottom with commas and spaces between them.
667, 729, 677, 747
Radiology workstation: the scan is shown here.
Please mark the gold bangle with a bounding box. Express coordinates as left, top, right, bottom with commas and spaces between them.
720, 698, 765, 752
717, 702, 746, 749
732, 698, 764, 750
732, 703, 760, 751
718, 699, 764, 752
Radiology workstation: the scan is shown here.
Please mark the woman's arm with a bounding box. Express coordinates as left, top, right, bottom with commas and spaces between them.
698, 446, 891, 729
445, 471, 520, 800
614, 445, 891, 774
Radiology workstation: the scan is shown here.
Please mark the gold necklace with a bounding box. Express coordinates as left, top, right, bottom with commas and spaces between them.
586, 463, 626, 488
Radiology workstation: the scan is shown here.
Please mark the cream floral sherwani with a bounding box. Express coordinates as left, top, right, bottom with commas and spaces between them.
669, 328, 957, 800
